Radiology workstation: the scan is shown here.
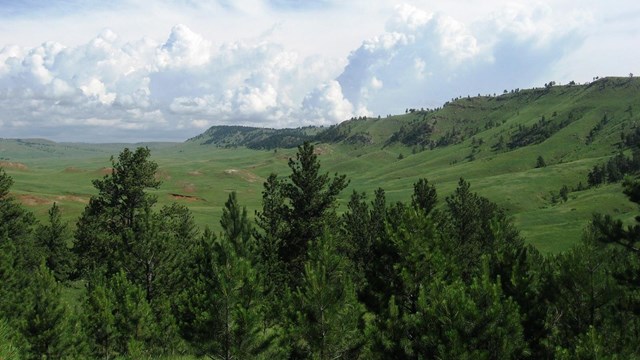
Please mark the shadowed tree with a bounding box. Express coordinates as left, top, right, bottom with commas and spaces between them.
35, 203, 74, 282
411, 178, 437, 215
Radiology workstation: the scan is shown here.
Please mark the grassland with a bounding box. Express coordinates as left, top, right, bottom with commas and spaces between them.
1, 77, 639, 253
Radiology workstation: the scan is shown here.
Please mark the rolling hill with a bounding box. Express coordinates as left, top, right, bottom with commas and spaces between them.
2, 76, 639, 252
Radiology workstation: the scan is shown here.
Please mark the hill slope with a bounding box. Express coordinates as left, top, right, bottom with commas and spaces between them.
2, 76, 640, 252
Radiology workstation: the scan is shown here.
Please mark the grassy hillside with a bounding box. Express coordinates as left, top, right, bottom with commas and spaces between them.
1, 76, 639, 253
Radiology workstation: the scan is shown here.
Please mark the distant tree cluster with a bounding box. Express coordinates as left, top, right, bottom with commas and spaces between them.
2, 144, 640, 358
587, 150, 640, 187
586, 114, 610, 145
507, 112, 577, 149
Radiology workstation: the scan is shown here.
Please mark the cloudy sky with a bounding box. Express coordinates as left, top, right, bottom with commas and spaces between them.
0, 0, 638, 142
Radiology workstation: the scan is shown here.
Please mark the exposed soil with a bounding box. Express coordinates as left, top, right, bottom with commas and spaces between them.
224, 169, 262, 183
170, 193, 203, 202
155, 169, 171, 181
55, 195, 89, 204
181, 183, 197, 193
188, 170, 203, 176
98, 167, 114, 175
313, 145, 332, 155
16, 194, 51, 206
0, 161, 28, 170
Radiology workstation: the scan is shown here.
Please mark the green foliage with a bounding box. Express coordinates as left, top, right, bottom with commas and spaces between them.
7, 138, 640, 358
22, 264, 73, 359
74, 147, 161, 277
34, 203, 74, 282
282, 142, 349, 274
536, 155, 546, 168
366, 265, 525, 359
442, 178, 503, 279
288, 231, 365, 359
0, 318, 20, 360
411, 178, 437, 215
177, 227, 270, 359
83, 270, 156, 358
220, 191, 253, 257
508, 113, 576, 149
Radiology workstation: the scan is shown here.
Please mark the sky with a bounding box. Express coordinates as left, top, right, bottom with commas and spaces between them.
0, 0, 638, 142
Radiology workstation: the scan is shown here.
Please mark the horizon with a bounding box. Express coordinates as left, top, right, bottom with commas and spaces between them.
0, 0, 638, 142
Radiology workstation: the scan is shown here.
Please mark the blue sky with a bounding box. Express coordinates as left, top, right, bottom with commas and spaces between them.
0, 0, 638, 142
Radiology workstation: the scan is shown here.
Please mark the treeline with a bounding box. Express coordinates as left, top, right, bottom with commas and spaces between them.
2, 143, 640, 358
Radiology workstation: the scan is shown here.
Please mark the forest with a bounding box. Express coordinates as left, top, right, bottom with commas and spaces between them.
2, 142, 640, 359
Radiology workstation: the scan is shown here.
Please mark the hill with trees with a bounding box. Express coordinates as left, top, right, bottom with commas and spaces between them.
1, 77, 640, 254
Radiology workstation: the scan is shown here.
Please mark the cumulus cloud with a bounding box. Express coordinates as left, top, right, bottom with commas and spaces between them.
0, 1, 618, 142
0, 24, 348, 141
335, 3, 585, 116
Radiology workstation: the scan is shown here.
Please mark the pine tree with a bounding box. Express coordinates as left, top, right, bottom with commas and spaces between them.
254, 174, 288, 295
177, 228, 270, 359
220, 191, 253, 257
109, 271, 155, 357
22, 264, 73, 359
73, 147, 160, 277
411, 178, 437, 215
289, 231, 365, 359
443, 178, 500, 279
0, 318, 20, 360
34, 203, 74, 282
342, 190, 371, 276
281, 142, 349, 281
83, 273, 116, 359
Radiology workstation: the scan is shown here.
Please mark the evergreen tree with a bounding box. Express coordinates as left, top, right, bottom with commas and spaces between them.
177, 228, 270, 359
254, 174, 288, 293
109, 271, 155, 357
289, 231, 365, 359
73, 147, 160, 277
220, 191, 253, 257
411, 178, 437, 215
544, 236, 622, 355
442, 178, 500, 279
0, 318, 20, 360
83, 273, 116, 359
34, 203, 74, 282
281, 142, 349, 281
341, 190, 371, 281
22, 264, 73, 359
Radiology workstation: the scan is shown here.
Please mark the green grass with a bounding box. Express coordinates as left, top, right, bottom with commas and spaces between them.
2, 77, 639, 253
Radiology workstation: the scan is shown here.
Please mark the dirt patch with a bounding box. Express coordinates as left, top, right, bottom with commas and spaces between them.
224, 169, 262, 183
16, 194, 52, 206
55, 195, 89, 204
170, 193, 203, 202
313, 145, 332, 155
98, 167, 114, 175
0, 161, 28, 171
188, 170, 203, 176
181, 183, 197, 193
155, 169, 171, 181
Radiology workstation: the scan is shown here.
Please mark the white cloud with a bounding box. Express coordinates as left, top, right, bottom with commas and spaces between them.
335, 2, 586, 116
0, 1, 637, 142
301, 80, 354, 124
